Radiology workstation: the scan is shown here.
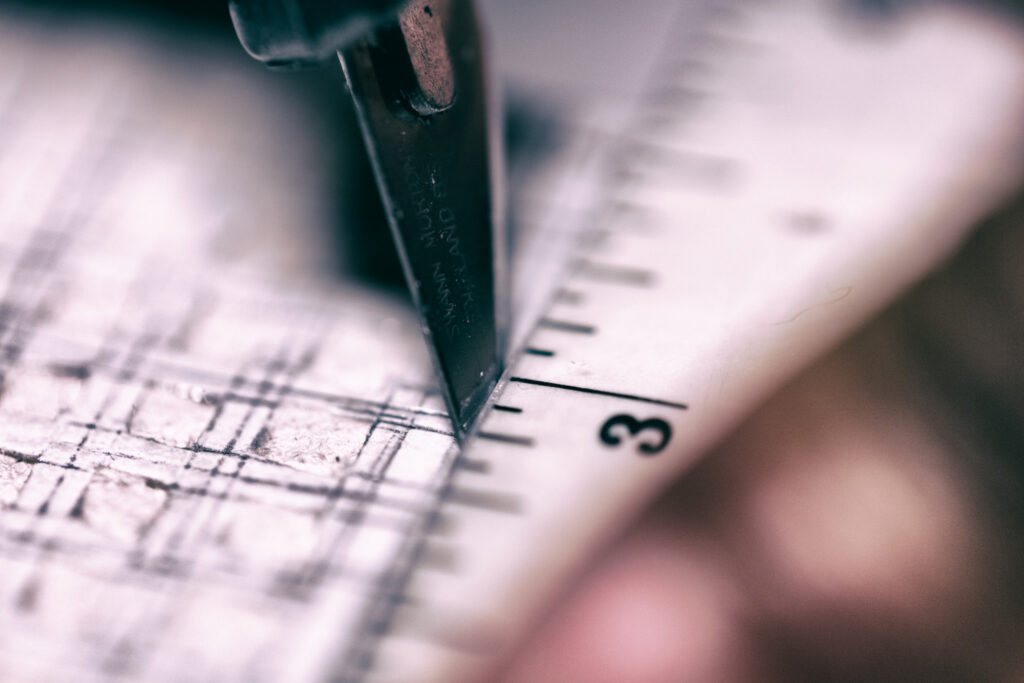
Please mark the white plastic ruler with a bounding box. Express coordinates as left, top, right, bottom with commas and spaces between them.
363, 2, 1024, 681
0, 2, 1022, 683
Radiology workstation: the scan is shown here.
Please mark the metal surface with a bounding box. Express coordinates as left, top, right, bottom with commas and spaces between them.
394, 0, 456, 115
341, 0, 506, 439
229, 0, 407, 67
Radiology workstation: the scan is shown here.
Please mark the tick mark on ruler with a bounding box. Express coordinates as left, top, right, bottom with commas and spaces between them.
477, 432, 536, 448
553, 288, 585, 306
492, 405, 523, 414
510, 377, 689, 411
525, 348, 555, 358
454, 457, 491, 474
538, 318, 596, 335
445, 486, 522, 515
419, 543, 458, 573
574, 260, 656, 287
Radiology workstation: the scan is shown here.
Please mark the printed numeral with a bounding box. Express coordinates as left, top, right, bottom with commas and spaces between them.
599, 414, 672, 455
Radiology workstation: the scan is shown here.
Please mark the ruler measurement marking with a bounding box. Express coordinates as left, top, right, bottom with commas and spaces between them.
477, 432, 536, 448
444, 486, 523, 515
492, 405, 523, 414
538, 318, 596, 335
573, 260, 657, 287
524, 348, 555, 358
417, 542, 459, 574
552, 290, 585, 305
509, 377, 688, 411
454, 457, 491, 475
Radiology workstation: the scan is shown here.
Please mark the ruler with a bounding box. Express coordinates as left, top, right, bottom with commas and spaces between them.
359, 1, 1024, 680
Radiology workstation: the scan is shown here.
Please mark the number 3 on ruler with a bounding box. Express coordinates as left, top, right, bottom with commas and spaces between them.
599, 415, 672, 456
